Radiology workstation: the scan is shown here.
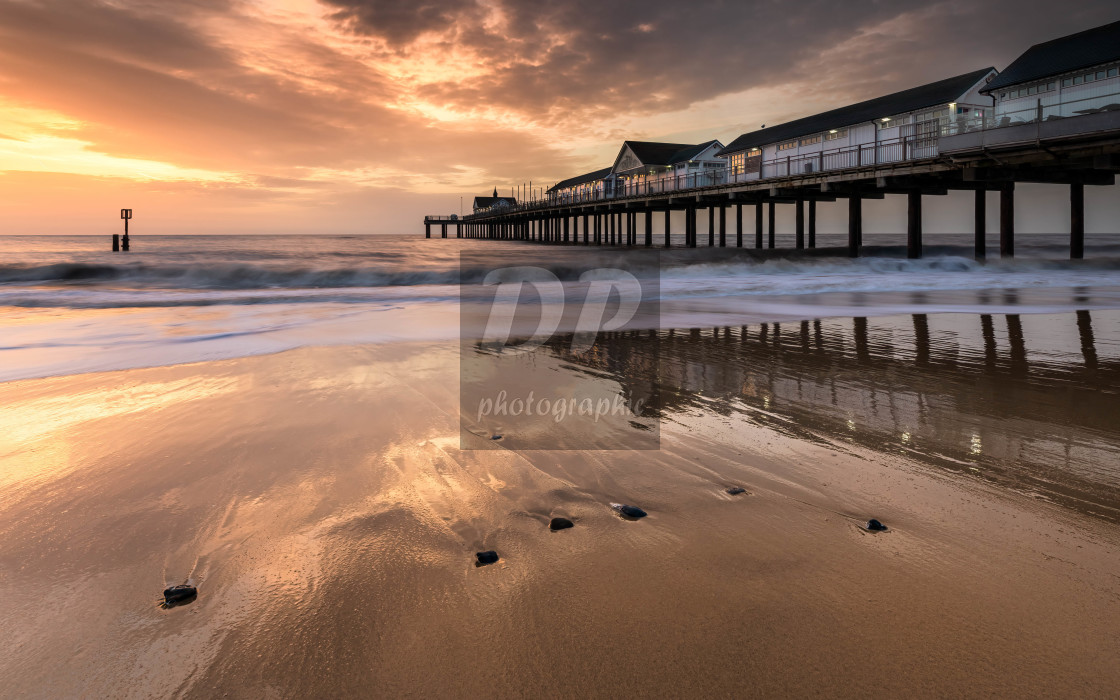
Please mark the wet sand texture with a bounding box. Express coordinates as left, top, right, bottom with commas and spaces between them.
1, 314, 1119, 697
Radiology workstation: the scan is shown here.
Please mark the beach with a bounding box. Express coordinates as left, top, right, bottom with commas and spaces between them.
1, 235, 1120, 697
2, 312, 1120, 697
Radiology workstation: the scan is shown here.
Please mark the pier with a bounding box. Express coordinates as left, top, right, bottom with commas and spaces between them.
425, 22, 1120, 260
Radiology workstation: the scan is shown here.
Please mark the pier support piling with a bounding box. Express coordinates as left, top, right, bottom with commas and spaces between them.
708, 207, 715, 247
1071, 182, 1085, 260
719, 206, 726, 247
1000, 183, 1015, 258
664, 209, 671, 248
974, 189, 986, 259
848, 195, 862, 258
907, 191, 922, 259
735, 203, 743, 248
425, 224, 430, 239
795, 199, 805, 250
645, 211, 653, 247
755, 202, 763, 249
767, 201, 776, 249
808, 200, 816, 248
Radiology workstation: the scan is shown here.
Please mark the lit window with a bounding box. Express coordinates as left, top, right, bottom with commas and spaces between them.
799, 135, 821, 146
777, 141, 797, 151
825, 128, 847, 141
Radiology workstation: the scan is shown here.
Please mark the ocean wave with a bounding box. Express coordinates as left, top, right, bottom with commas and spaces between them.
6, 254, 1119, 290
0, 262, 470, 289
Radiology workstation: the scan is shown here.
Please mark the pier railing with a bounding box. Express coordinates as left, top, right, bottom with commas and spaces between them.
941, 84, 1120, 136
528, 133, 938, 208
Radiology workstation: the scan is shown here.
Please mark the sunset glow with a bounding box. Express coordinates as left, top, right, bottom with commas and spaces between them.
2, 1, 1118, 233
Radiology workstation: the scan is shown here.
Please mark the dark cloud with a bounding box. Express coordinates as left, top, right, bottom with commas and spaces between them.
323, 0, 1120, 127
0, 0, 234, 71
322, 0, 480, 45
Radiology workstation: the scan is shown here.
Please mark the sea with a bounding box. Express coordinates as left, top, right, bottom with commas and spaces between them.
2, 233, 1120, 382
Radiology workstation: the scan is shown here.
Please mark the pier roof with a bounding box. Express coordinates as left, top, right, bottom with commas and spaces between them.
612, 140, 723, 174
472, 196, 516, 209
984, 20, 1120, 93
717, 67, 995, 156
547, 166, 613, 193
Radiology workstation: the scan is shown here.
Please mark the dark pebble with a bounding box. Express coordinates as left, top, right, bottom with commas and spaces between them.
163, 584, 197, 604
490, 434, 503, 441
866, 519, 888, 531
475, 550, 499, 565
549, 517, 574, 531
726, 487, 747, 495
614, 504, 647, 519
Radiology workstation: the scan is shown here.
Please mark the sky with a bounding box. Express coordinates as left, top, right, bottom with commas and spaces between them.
0, 0, 1118, 235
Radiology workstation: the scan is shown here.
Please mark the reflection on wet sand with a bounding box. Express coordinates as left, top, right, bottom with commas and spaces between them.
551, 310, 1120, 521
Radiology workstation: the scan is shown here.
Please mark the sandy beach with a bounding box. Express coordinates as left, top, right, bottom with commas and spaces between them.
2, 314, 1119, 698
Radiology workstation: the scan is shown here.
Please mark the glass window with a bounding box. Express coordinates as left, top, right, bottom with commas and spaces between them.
1074, 75, 1083, 85
777, 141, 797, 151
825, 128, 847, 141
1047, 82, 1055, 91
1097, 71, 1107, 80
799, 135, 821, 146
1027, 85, 1036, 95
1109, 67, 1119, 77
1062, 78, 1072, 87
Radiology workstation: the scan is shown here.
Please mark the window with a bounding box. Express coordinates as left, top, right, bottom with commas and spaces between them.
799, 134, 821, 146
825, 128, 848, 141
730, 152, 745, 174
747, 148, 761, 156
777, 140, 797, 151
914, 107, 949, 123
1065, 66, 1119, 86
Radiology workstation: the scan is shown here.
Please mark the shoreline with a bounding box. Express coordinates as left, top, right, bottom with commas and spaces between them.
4, 289, 1120, 383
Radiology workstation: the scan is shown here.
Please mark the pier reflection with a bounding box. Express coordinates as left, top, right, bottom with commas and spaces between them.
551, 310, 1120, 522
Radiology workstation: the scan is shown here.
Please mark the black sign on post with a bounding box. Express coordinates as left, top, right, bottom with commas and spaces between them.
120, 208, 132, 251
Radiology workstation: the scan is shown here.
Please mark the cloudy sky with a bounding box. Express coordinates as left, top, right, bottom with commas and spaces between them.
0, 0, 1117, 234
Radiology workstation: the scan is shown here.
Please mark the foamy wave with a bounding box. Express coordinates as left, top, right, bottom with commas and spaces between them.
0, 262, 469, 289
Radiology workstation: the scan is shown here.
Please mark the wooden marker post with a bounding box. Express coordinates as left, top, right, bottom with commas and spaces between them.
120, 208, 132, 251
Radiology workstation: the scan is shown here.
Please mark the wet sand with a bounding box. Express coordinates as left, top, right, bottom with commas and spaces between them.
2, 313, 1120, 697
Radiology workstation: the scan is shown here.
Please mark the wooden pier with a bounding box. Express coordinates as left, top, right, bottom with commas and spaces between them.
427, 22, 1120, 260
427, 114, 1119, 260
